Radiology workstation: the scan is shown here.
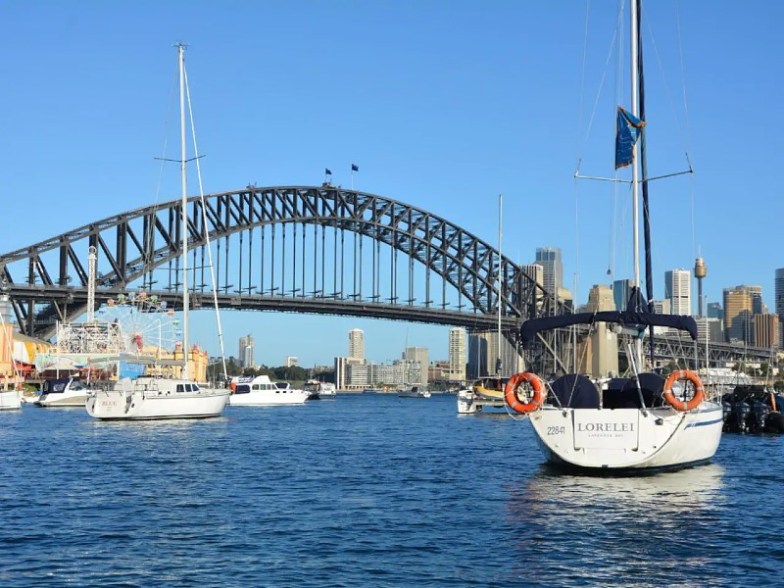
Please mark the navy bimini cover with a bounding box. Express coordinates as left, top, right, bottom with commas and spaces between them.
520, 311, 698, 346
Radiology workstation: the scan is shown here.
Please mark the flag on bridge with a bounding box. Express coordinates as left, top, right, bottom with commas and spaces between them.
351, 163, 359, 172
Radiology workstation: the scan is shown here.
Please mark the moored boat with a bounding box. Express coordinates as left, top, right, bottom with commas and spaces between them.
505, 0, 723, 473
86, 377, 229, 420
0, 388, 21, 410
229, 375, 309, 406
35, 377, 91, 408
397, 385, 431, 398
85, 43, 230, 422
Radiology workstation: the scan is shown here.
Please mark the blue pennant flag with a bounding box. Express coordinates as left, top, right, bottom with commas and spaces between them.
351, 163, 359, 172
615, 106, 645, 169
325, 168, 332, 175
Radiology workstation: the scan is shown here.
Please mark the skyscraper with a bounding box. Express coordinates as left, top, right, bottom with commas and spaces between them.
776, 268, 784, 348
348, 328, 365, 361
664, 269, 691, 315
403, 347, 429, 385
723, 287, 753, 344
612, 278, 632, 311
239, 334, 254, 369
448, 327, 467, 382
535, 247, 562, 297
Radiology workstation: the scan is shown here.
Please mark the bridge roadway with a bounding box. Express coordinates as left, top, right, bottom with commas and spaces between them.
0, 184, 769, 366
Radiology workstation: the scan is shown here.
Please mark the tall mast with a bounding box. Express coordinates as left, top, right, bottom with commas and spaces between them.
630, 0, 642, 368
496, 193, 502, 375
178, 43, 189, 378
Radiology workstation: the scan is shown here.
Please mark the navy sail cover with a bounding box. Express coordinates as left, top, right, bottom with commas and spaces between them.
520, 311, 698, 345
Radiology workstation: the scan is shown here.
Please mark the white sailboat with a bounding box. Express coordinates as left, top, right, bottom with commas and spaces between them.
506, 0, 722, 472
0, 294, 21, 410
86, 44, 229, 420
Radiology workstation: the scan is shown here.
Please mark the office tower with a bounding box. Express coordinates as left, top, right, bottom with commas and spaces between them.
239, 334, 254, 369
348, 328, 365, 361
753, 314, 780, 349
403, 347, 429, 385
448, 327, 467, 382
535, 247, 562, 296
723, 287, 753, 343
613, 279, 632, 311
707, 302, 723, 320
664, 269, 691, 315
522, 263, 545, 310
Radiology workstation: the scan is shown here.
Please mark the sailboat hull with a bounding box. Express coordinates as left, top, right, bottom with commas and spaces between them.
0, 389, 21, 410
528, 402, 723, 472
86, 379, 229, 420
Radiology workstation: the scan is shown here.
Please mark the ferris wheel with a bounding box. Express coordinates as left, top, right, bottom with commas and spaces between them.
93, 291, 182, 355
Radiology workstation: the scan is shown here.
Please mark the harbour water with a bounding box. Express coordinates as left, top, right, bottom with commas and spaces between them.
2, 394, 783, 587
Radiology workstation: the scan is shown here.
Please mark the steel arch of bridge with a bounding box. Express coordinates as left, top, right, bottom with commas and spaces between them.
0, 185, 561, 341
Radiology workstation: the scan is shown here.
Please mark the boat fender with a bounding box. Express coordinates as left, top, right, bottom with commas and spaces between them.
662, 369, 705, 412
504, 372, 545, 414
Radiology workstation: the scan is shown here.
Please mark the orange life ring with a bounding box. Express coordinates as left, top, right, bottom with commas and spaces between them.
504, 372, 545, 414
662, 369, 705, 411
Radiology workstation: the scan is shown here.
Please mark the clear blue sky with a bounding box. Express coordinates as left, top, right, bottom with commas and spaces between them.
2, 1, 782, 367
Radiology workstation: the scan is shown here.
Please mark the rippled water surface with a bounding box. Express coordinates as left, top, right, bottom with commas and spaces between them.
2, 395, 783, 587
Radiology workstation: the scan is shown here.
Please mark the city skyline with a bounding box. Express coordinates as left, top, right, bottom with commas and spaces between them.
3, 2, 783, 367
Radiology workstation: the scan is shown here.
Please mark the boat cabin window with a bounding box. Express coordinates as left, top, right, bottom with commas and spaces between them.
177, 384, 185, 393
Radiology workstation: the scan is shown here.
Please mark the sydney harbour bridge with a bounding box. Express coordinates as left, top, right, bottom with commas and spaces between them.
0, 185, 767, 368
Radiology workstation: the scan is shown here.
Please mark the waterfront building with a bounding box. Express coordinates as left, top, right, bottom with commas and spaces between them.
239, 334, 254, 369
285, 356, 298, 367
348, 328, 365, 361
403, 347, 429, 385
335, 356, 367, 390
535, 246, 562, 297
447, 327, 467, 382
664, 269, 691, 315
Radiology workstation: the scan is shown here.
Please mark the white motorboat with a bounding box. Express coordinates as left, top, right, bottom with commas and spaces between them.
0, 388, 21, 410
505, 0, 722, 473
85, 44, 229, 421
397, 385, 431, 399
35, 377, 91, 408
229, 375, 309, 406
304, 379, 337, 400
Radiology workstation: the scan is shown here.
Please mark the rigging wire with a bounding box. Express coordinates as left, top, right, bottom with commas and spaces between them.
184, 63, 229, 383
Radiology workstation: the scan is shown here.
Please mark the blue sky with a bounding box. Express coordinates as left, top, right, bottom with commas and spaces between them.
2, 1, 782, 366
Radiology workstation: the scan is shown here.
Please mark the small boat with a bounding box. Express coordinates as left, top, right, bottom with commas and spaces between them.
229, 375, 309, 406
0, 388, 21, 410
471, 377, 508, 401
304, 380, 337, 400
85, 43, 229, 421
35, 377, 91, 407
397, 385, 431, 399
